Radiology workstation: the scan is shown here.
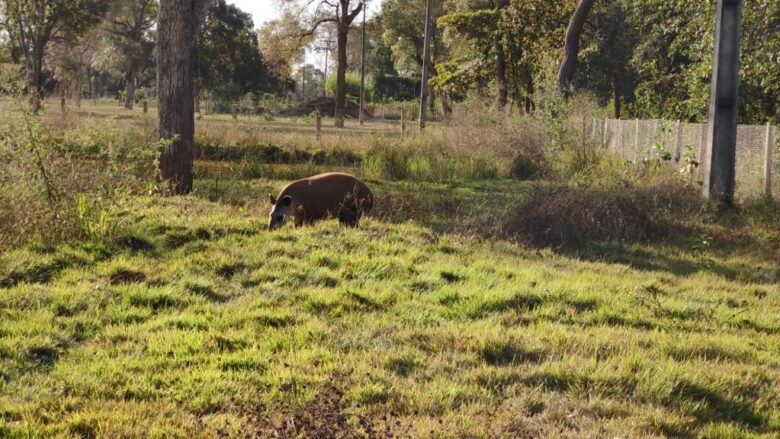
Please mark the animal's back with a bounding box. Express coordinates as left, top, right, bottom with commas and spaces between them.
280, 172, 372, 220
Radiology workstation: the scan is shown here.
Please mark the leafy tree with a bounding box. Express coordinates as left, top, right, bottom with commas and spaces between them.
104, 0, 156, 109
280, 0, 364, 128
257, 9, 308, 89
574, 0, 637, 117
558, 0, 596, 95
4, 0, 107, 111
378, 0, 449, 113
197, 0, 279, 111
295, 63, 325, 102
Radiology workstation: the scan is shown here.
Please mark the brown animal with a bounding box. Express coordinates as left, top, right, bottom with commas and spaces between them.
268, 172, 373, 230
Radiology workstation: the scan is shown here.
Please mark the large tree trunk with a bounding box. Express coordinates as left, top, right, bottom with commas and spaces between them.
334, 23, 348, 128
494, 0, 509, 108
557, 0, 596, 95
25, 45, 44, 113
157, 0, 209, 195
124, 63, 137, 110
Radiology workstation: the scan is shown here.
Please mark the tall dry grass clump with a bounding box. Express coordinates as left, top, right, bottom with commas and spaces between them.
0, 94, 156, 249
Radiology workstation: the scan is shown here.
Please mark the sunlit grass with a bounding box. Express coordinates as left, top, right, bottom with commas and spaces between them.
1, 194, 779, 437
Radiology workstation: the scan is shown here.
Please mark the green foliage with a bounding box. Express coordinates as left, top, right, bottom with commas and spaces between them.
197, 0, 280, 106
325, 71, 374, 102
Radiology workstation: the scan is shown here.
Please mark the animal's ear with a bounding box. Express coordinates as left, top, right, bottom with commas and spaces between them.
283, 195, 292, 206
269, 194, 277, 205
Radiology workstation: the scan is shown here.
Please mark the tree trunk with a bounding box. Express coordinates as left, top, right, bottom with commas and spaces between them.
157, 0, 208, 195
557, 0, 596, 95
612, 75, 621, 118
74, 76, 82, 108
87, 67, 94, 99
494, 0, 509, 108
335, 23, 348, 128
25, 48, 44, 113
440, 91, 452, 117
124, 65, 136, 110
525, 73, 535, 114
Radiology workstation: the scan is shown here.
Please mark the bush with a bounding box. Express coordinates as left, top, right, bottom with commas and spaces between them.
362, 137, 501, 182
503, 181, 700, 249
0, 97, 156, 248
325, 71, 374, 101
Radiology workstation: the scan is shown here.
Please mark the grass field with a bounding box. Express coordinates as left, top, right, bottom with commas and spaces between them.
1, 101, 780, 438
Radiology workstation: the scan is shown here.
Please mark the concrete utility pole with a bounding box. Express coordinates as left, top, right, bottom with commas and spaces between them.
703, 0, 743, 205
418, 0, 433, 130
359, 0, 368, 126
318, 39, 335, 98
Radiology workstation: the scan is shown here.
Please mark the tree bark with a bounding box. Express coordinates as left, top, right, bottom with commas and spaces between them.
557, 0, 596, 96
525, 73, 535, 114
157, 0, 210, 195
612, 75, 621, 118
333, 0, 362, 128
494, 0, 509, 108
124, 63, 136, 110
25, 43, 44, 113
335, 22, 348, 127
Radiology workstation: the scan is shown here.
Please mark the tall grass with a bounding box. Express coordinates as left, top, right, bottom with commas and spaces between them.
0, 97, 156, 248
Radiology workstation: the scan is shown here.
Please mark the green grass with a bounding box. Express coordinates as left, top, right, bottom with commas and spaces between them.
1, 190, 779, 438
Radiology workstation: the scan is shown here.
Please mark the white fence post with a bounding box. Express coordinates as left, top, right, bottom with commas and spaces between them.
765, 122, 774, 197
674, 120, 683, 163
699, 122, 708, 178
634, 118, 640, 163
603, 117, 609, 147
617, 119, 623, 154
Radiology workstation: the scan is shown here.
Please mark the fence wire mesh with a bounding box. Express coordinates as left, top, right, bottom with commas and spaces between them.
583, 117, 777, 200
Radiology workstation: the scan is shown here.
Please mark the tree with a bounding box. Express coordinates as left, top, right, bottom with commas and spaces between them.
5, 0, 107, 111
281, 0, 363, 127
197, 0, 279, 112
574, 0, 637, 117
104, 0, 156, 109
378, 0, 448, 113
257, 9, 308, 93
558, 0, 596, 95
157, 0, 211, 195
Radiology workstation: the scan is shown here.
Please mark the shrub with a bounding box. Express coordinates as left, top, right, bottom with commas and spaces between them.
503, 180, 700, 249
0, 95, 155, 248
325, 71, 374, 101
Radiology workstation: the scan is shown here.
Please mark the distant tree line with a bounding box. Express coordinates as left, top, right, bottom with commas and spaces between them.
0, 0, 283, 113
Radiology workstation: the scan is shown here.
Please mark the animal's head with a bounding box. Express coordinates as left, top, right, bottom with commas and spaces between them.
268, 194, 293, 230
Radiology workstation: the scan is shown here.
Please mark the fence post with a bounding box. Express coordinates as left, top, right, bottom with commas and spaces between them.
315, 108, 322, 141
765, 122, 774, 197
674, 120, 683, 163
634, 118, 640, 163
617, 119, 623, 155
400, 108, 405, 134
603, 117, 608, 147
653, 119, 660, 142
698, 123, 708, 178
581, 115, 587, 150
592, 117, 598, 142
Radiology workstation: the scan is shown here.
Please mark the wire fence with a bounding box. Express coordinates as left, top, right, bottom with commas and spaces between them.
580, 117, 777, 200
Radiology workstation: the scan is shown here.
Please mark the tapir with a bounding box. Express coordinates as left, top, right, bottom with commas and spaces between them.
268, 172, 373, 230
